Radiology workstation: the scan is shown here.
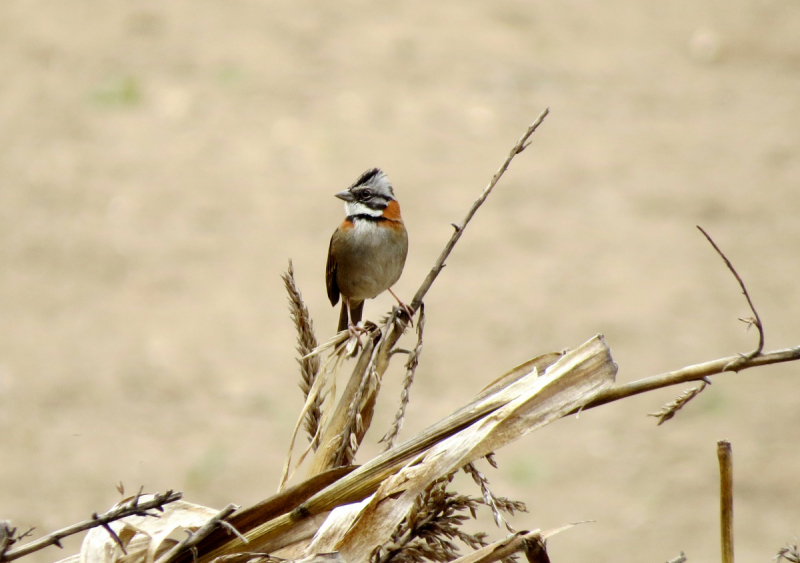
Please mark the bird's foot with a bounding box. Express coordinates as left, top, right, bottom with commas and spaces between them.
347, 322, 367, 339
344, 323, 368, 356
388, 288, 415, 327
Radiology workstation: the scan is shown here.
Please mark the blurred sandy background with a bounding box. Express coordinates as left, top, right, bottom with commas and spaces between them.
1, 1, 799, 561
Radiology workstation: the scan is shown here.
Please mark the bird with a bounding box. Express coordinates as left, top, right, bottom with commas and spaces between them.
326, 168, 409, 334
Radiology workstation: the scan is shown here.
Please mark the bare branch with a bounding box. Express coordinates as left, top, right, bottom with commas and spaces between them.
1, 490, 182, 562
578, 345, 800, 413
697, 226, 764, 367
155, 504, 239, 563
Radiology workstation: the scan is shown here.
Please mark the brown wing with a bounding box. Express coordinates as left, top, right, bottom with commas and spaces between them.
325, 234, 340, 306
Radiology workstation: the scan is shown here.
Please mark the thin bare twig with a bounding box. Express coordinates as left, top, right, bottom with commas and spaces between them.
380, 304, 426, 451
697, 226, 764, 369
718, 441, 734, 563
155, 504, 239, 563
648, 381, 709, 425
1, 490, 182, 562
408, 109, 549, 315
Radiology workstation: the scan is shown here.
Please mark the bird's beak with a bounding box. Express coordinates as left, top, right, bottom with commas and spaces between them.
335, 190, 355, 202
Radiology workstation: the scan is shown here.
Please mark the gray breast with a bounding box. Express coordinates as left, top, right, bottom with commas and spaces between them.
335, 220, 408, 300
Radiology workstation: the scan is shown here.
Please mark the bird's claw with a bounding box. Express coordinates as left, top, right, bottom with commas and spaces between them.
394, 302, 415, 327
387, 288, 415, 327
347, 323, 367, 339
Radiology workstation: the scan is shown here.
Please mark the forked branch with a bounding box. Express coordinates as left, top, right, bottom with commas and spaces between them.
642, 226, 772, 424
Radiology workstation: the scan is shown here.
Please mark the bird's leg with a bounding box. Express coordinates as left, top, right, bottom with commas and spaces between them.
345, 297, 365, 340
387, 288, 415, 327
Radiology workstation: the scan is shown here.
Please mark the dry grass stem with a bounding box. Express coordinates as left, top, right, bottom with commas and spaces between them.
648, 381, 709, 425
718, 440, 734, 563
333, 363, 380, 468
309, 329, 382, 476
282, 261, 323, 448
381, 305, 426, 451
0, 490, 182, 562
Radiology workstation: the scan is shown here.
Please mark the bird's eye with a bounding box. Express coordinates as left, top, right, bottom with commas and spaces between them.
360, 189, 373, 199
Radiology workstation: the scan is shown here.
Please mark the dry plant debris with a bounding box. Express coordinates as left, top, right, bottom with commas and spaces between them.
5, 113, 800, 563
370, 475, 489, 563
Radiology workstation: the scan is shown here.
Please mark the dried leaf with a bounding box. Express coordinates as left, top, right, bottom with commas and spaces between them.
314, 336, 615, 562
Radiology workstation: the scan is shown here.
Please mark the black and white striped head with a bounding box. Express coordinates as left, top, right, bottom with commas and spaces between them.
335, 168, 395, 218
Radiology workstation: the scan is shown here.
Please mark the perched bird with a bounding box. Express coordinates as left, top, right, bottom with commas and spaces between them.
326, 168, 409, 333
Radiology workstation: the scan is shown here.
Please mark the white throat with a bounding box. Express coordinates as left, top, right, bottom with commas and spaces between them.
345, 201, 383, 217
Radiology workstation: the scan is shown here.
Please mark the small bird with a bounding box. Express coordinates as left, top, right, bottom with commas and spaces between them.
326, 168, 409, 333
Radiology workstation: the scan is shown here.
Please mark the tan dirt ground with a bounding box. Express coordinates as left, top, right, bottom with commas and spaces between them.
1, 1, 799, 562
